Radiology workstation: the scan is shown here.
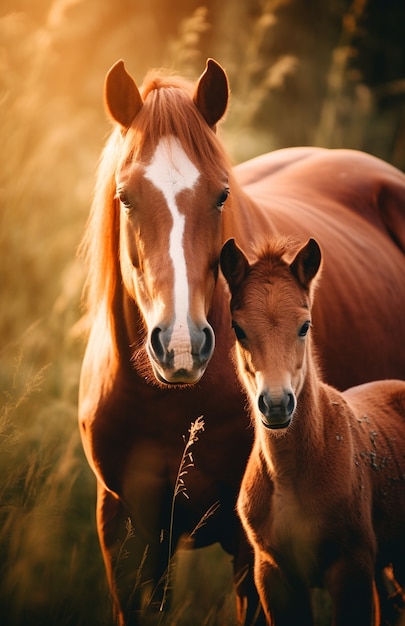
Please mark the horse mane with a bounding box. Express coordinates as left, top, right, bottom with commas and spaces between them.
80, 68, 233, 322
251, 236, 302, 274
122, 69, 232, 176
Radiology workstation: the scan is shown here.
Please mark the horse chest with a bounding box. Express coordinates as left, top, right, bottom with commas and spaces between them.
244, 477, 321, 580
271, 487, 319, 543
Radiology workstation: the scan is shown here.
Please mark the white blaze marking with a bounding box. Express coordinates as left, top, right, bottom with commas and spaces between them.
144, 136, 200, 370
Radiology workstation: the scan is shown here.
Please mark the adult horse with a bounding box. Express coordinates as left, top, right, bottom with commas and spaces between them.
78, 58, 405, 625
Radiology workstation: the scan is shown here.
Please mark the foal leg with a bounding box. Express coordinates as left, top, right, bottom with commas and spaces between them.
253, 553, 314, 626
378, 560, 405, 626
326, 554, 376, 626
233, 542, 265, 626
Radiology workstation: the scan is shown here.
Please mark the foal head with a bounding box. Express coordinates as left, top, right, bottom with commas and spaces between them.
103, 59, 231, 385
220, 237, 322, 430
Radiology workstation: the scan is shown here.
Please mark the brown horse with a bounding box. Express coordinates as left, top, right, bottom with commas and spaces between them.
78, 57, 405, 625
220, 236, 405, 625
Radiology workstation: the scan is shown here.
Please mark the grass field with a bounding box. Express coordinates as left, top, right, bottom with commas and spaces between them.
1, 1, 404, 624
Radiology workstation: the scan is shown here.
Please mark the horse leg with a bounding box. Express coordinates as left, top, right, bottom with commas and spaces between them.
377, 561, 405, 626
253, 552, 314, 626
96, 483, 134, 626
326, 554, 376, 626
233, 537, 265, 625
391, 559, 405, 625
96, 482, 169, 626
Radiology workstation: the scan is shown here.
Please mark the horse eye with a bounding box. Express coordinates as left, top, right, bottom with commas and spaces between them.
298, 321, 311, 337
116, 189, 131, 209
216, 188, 229, 209
232, 321, 247, 342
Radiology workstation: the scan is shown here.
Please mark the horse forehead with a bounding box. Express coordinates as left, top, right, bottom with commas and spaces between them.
238, 278, 305, 324
144, 135, 200, 197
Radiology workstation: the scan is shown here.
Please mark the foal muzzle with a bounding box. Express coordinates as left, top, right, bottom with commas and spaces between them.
258, 389, 296, 429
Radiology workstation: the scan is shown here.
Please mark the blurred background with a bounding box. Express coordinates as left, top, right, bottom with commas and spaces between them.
1, 0, 404, 624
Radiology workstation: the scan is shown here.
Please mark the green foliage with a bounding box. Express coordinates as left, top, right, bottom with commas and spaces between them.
0, 345, 112, 625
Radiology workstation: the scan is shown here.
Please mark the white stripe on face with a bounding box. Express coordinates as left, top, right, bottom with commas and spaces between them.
144, 136, 200, 370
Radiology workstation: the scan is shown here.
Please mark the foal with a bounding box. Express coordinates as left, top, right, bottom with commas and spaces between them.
220, 236, 405, 626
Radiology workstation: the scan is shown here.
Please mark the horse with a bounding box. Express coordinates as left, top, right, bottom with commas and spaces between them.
220, 235, 405, 625
78, 57, 405, 625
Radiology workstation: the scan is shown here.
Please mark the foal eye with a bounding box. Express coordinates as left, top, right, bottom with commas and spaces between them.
216, 188, 229, 209
232, 321, 247, 342
298, 321, 311, 337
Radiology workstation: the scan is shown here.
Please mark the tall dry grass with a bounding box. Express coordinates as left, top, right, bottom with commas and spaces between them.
1, 1, 404, 624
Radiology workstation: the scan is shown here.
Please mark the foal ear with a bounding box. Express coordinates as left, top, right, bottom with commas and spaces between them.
220, 239, 250, 292
193, 58, 229, 128
290, 238, 322, 290
104, 60, 143, 128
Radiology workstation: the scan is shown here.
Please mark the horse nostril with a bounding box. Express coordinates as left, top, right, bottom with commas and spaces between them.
150, 327, 164, 360
286, 392, 296, 416
200, 325, 215, 360
258, 393, 270, 417
258, 390, 296, 419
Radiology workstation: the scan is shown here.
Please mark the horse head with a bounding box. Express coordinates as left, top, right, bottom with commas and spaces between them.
220, 237, 322, 430
104, 59, 231, 385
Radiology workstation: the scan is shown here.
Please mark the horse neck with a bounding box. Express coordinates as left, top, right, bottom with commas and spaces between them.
256, 341, 330, 485
103, 275, 146, 373
224, 175, 275, 247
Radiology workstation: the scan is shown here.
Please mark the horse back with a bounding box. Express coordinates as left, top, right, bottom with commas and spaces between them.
343, 378, 405, 430
236, 146, 405, 252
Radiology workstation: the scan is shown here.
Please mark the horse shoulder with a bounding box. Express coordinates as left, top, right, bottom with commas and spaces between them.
294, 384, 375, 526
79, 311, 135, 495
79, 311, 118, 419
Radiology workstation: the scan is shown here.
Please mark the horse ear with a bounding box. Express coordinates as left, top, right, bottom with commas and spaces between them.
290, 238, 322, 289
220, 239, 250, 292
104, 60, 143, 128
193, 58, 229, 128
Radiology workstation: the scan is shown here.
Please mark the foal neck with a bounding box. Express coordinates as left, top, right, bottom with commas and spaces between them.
257, 357, 335, 482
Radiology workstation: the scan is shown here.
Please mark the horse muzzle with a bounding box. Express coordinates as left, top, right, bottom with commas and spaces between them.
147, 322, 215, 385
257, 388, 296, 430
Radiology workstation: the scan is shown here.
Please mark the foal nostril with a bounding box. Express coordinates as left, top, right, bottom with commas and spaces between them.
258, 393, 270, 417
200, 325, 215, 360
150, 327, 164, 361
258, 390, 296, 419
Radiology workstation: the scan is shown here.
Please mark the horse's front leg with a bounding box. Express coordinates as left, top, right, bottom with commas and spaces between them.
253, 551, 314, 626
326, 553, 377, 626
233, 530, 266, 626
96, 482, 169, 626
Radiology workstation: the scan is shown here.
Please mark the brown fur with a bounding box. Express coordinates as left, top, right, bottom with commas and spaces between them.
79, 70, 232, 325
220, 237, 405, 625
79, 58, 405, 626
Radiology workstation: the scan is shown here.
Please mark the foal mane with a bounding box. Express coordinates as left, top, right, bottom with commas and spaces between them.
236, 236, 317, 325
251, 236, 302, 276
80, 68, 232, 322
